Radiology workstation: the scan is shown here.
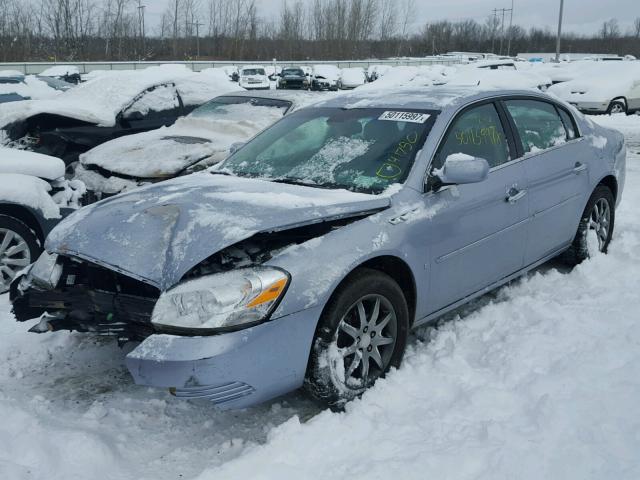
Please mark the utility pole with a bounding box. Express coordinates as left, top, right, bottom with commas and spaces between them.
492, 6, 513, 56
506, 0, 514, 56
555, 0, 564, 62
491, 9, 498, 53
137, 1, 146, 60
191, 21, 204, 59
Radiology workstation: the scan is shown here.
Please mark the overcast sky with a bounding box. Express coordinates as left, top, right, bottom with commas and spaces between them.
142, 0, 639, 37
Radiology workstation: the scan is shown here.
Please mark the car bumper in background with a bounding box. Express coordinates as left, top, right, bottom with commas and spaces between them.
125, 305, 322, 409
568, 100, 610, 114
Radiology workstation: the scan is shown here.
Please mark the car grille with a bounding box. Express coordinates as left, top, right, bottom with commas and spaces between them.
170, 381, 255, 405
14, 259, 160, 342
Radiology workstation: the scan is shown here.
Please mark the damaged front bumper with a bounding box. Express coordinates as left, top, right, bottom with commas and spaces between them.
126, 305, 320, 409
11, 253, 321, 409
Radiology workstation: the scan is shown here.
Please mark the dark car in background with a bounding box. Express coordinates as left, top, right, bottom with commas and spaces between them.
0, 66, 237, 170
277, 67, 309, 90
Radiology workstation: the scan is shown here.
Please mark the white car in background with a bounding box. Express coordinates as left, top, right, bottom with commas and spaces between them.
239, 65, 270, 90
338, 67, 367, 89
310, 65, 340, 90
549, 63, 640, 114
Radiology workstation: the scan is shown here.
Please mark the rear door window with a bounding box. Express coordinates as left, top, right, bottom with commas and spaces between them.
435, 103, 511, 170
505, 99, 568, 153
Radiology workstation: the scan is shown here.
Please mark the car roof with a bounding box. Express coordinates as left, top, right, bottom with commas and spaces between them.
309, 86, 554, 112
241, 65, 265, 70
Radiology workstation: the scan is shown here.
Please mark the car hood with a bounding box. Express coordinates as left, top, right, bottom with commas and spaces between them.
79, 117, 272, 179
0, 147, 65, 180
46, 173, 390, 290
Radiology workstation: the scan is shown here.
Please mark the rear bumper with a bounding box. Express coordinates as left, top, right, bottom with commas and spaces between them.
125, 305, 322, 409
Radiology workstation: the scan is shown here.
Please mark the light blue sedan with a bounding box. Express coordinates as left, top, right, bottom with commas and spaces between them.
11, 87, 626, 409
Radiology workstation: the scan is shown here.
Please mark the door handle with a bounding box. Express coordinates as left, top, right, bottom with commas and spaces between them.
506, 188, 527, 204
573, 162, 587, 174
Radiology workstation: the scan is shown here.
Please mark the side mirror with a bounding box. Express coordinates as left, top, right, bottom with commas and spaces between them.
229, 142, 245, 154
432, 154, 490, 190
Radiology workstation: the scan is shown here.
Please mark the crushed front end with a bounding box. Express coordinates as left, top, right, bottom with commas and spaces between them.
11, 252, 159, 344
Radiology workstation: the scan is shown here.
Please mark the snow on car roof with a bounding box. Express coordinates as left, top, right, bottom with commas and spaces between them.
0, 64, 238, 128
310, 86, 516, 111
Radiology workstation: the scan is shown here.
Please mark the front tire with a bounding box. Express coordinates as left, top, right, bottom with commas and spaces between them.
305, 268, 409, 407
0, 215, 41, 293
608, 99, 627, 115
563, 185, 615, 265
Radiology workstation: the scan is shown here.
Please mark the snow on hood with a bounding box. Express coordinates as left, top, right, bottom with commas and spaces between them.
0, 147, 65, 180
443, 69, 548, 90
0, 65, 239, 129
46, 173, 389, 290
0, 173, 60, 218
79, 104, 283, 179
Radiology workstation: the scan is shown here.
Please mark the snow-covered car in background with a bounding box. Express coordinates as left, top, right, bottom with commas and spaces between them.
238, 65, 270, 90
75, 91, 317, 198
338, 67, 367, 89
39, 65, 81, 84
0, 65, 239, 167
0, 71, 71, 103
11, 87, 625, 409
276, 67, 309, 90
0, 148, 85, 292
366, 64, 392, 82
310, 65, 340, 91
549, 63, 640, 114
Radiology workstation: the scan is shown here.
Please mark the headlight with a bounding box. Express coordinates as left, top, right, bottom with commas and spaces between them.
151, 267, 289, 332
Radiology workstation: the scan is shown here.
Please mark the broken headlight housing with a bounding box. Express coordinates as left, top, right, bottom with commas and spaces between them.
151, 267, 289, 333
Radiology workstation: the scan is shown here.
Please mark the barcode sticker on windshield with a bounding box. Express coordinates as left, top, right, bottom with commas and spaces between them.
378, 111, 430, 123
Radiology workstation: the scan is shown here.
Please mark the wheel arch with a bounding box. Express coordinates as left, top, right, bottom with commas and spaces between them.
597, 174, 618, 202
322, 255, 418, 326
0, 203, 46, 245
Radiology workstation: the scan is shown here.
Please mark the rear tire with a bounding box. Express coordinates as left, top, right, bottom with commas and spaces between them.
562, 185, 615, 266
305, 268, 409, 408
0, 215, 41, 293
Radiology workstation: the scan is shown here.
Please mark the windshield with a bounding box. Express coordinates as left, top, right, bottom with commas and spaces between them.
217, 107, 438, 194
283, 68, 304, 76
190, 96, 291, 121
242, 69, 265, 76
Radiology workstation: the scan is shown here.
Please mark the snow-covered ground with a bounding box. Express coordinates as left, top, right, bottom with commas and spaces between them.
1, 114, 639, 480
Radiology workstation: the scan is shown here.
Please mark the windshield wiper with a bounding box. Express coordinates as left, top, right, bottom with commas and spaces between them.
209, 170, 232, 176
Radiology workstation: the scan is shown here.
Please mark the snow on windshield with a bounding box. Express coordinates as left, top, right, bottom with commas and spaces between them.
220, 107, 435, 193
188, 102, 286, 123
287, 137, 374, 185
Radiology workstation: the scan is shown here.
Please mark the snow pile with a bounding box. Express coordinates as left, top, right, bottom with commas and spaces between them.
0, 173, 60, 218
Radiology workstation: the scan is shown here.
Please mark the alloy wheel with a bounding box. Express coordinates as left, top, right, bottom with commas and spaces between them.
333, 294, 398, 389
589, 198, 611, 252
0, 228, 32, 292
